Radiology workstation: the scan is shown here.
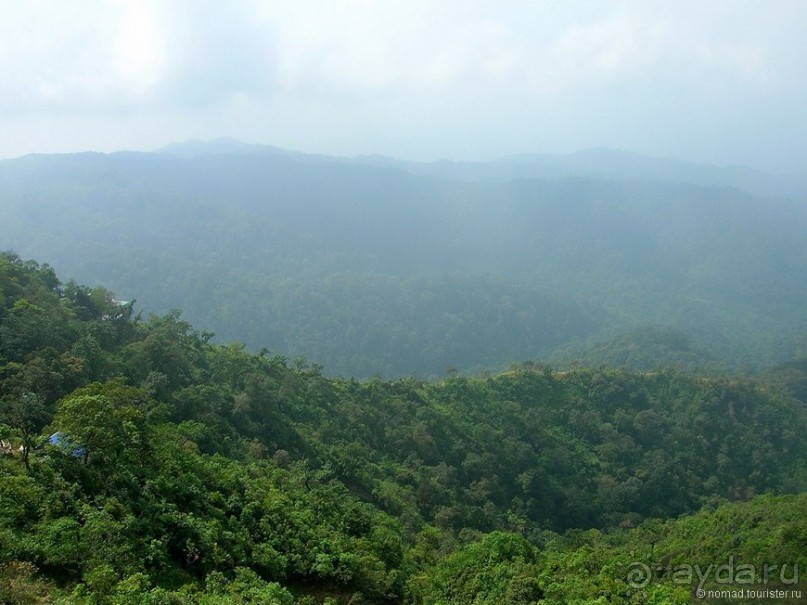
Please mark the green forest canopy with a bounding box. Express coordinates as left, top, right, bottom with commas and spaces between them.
1, 148, 806, 377
1, 253, 805, 603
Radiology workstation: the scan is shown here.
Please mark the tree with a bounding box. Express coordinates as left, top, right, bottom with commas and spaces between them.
0, 391, 47, 470
51, 382, 148, 465
425, 532, 543, 605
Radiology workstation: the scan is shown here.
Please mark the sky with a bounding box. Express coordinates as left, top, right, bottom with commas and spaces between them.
1, 0, 806, 173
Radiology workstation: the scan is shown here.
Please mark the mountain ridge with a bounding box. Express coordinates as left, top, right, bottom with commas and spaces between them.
147, 138, 807, 199
4, 140, 804, 200
1, 144, 805, 377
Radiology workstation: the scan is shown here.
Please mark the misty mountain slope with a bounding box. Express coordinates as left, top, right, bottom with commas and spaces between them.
1, 146, 805, 376
352, 146, 807, 200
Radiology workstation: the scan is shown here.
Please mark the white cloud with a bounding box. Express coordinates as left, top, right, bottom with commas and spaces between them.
156, 1, 278, 106
0, 0, 277, 111
551, 13, 660, 81
263, 1, 514, 97
0, 0, 805, 170
113, 1, 167, 97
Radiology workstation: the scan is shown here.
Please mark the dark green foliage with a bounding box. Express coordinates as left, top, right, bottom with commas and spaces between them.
765, 357, 807, 403
551, 326, 720, 373
2, 150, 806, 377
0, 257, 805, 603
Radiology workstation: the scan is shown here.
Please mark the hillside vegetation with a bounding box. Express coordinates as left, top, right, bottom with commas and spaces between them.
1, 145, 805, 376
1, 254, 805, 603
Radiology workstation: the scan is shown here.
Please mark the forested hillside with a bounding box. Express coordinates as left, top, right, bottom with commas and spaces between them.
1, 254, 805, 603
1, 144, 806, 376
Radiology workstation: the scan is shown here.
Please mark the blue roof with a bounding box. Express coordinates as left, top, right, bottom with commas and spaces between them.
49, 432, 86, 458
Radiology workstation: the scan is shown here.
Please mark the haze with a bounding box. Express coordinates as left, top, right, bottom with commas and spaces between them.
1, 0, 806, 173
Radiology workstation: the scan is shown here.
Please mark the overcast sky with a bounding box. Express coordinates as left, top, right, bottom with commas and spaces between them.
1, 0, 805, 172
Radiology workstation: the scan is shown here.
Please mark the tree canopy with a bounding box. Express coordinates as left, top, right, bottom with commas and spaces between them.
0, 254, 805, 603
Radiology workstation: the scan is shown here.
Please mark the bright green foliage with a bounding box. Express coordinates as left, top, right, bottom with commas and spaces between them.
0, 257, 805, 603
530, 494, 807, 605
52, 382, 149, 465
425, 532, 543, 604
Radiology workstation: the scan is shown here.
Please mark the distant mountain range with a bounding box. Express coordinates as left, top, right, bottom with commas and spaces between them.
155, 137, 305, 159
1, 140, 805, 376
158, 138, 807, 199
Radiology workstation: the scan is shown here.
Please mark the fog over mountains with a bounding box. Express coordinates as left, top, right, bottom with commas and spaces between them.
2, 140, 805, 377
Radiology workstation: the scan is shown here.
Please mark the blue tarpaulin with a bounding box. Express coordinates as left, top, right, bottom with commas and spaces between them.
49, 432, 86, 459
